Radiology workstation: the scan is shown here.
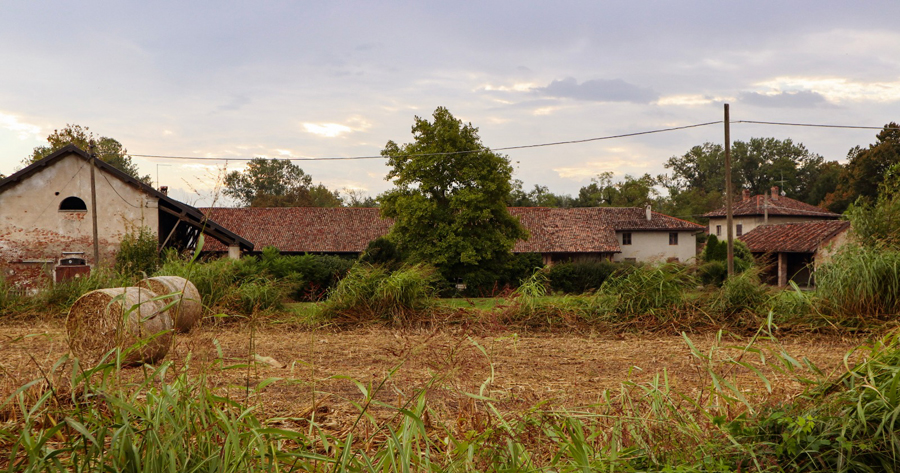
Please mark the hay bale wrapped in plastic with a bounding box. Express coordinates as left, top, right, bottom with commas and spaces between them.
66, 287, 173, 366
137, 276, 202, 332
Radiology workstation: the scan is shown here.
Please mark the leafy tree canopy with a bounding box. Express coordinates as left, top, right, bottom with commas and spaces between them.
380, 107, 528, 280
845, 162, 900, 248
573, 172, 659, 208
223, 158, 342, 207
824, 122, 900, 213
507, 180, 574, 207
25, 124, 151, 184
664, 137, 839, 210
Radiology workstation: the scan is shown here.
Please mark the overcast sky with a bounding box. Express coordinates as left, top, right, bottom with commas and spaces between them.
2, 1, 898, 206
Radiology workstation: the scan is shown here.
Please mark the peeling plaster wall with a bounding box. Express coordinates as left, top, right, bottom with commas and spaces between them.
0, 153, 158, 288
613, 231, 698, 263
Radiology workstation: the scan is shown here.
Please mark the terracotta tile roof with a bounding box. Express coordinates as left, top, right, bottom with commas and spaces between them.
199, 206, 702, 254
508, 208, 620, 253
592, 207, 705, 231
739, 220, 851, 253
703, 194, 839, 218
200, 207, 393, 253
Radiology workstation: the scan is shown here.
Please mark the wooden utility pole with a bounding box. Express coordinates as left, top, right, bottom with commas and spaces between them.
89, 141, 100, 267
724, 104, 734, 277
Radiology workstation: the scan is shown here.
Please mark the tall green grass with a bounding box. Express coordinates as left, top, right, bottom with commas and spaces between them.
319, 264, 438, 324
597, 263, 694, 319
815, 244, 900, 319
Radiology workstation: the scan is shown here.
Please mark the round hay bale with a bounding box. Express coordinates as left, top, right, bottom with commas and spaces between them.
66, 287, 173, 366
137, 276, 202, 332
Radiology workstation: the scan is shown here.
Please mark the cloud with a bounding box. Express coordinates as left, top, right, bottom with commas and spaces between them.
554, 158, 650, 181
303, 116, 371, 138
0, 112, 42, 140
303, 123, 354, 137
752, 77, 900, 103
217, 94, 251, 112
536, 77, 659, 103
739, 90, 830, 108
657, 94, 718, 106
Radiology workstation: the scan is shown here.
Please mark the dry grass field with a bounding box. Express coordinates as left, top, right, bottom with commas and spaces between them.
1, 319, 867, 436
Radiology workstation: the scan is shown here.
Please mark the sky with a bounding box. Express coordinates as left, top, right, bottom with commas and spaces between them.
1, 1, 898, 206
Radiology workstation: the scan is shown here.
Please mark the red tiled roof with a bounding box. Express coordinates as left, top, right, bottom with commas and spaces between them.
508, 208, 619, 253
703, 194, 839, 218
200, 207, 393, 253
199, 206, 702, 254
738, 221, 851, 253
592, 207, 705, 231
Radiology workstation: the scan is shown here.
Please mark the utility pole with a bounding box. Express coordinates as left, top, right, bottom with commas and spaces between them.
89, 141, 100, 267
724, 104, 734, 277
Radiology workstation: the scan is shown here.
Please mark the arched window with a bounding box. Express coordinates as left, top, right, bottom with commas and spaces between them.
59, 196, 87, 211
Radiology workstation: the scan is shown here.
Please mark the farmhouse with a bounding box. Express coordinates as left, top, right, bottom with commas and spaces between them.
704, 186, 840, 238
201, 206, 704, 264
0, 145, 252, 290
738, 220, 851, 287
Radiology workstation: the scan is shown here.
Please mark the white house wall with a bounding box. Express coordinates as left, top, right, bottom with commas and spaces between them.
613, 231, 697, 263
708, 215, 831, 238
0, 153, 158, 287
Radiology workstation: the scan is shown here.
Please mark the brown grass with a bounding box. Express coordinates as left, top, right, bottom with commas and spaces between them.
0, 317, 867, 439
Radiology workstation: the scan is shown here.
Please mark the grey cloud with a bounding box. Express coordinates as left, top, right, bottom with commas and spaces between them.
217, 94, 251, 112
739, 90, 830, 108
536, 77, 659, 104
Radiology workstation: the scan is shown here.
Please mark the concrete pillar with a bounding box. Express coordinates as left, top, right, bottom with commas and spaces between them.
227, 245, 241, 260
542, 254, 553, 267
778, 252, 788, 287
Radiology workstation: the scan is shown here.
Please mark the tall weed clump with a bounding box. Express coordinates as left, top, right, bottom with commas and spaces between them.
710, 270, 770, 317
815, 244, 900, 318
597, 264, 693, 319
114, 226, 160, 277
320, 264, 438, 324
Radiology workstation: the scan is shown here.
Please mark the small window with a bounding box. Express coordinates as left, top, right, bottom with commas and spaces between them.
736, 224, 743, 237
669, 232, 678, 245
622, 232, 632, 245
59, 196, 87, 211
716, 225, 721, 236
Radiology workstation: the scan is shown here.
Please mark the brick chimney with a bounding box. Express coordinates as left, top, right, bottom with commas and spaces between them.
160, 186, 168, 196
742, 189, 751, 201
770, 186, 779, 201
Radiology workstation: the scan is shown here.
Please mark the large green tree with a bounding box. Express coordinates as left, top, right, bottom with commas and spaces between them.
380, 107, 528, 280
664, 137, 839, 207
845, 163, 900, 248
573, 172, 658, 208
26, 124, 151, 184
824, 123, 900, 213
223, 158, 341, 207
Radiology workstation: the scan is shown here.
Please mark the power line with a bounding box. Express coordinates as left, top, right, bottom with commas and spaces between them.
128, 121, 724, 162
126, 119, 898, 163
734, 120, 897, 130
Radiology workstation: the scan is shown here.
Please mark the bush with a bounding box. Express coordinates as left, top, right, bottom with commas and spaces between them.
360, 236, 403, 269
547, 259, 616, 294
115, 226, 160, 277
710, 270, 769, 317
698, 260, 728, 286
228, 277, 285, 313
700, 234, 754, 286
320, 264, 438, 324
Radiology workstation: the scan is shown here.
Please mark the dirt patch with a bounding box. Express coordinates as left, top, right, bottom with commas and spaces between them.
0, 319, 868, 434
